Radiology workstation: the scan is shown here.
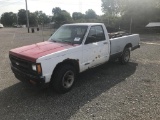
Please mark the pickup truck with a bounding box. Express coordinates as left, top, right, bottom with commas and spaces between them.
9, 23, 140, 93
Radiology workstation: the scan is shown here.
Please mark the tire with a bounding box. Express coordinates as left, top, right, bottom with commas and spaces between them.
119, 47, 130, 64
52, 64, 76, 93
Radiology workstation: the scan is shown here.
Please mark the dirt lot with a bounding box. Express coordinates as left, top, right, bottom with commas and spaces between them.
0, 28, 160, 120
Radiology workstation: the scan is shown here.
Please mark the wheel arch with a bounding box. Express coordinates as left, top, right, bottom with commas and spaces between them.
124, 43, 132, 50
51, 58, 80, 80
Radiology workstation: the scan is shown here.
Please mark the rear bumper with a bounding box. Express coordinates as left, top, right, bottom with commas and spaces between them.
11, 65, 48, 87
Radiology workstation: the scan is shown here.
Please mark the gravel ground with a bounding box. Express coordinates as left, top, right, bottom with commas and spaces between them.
0, 28, 160, 120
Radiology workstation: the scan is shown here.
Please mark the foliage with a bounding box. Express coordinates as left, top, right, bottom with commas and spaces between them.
101, 0, 160, 32
52, 7, 61, 17
18, 10, 50, 26
29, 12, 37, 26
1, 0, 160, 32
85, 9, 97, 19
72, 12, 84, 20
1, 12, 17, 26
101, 0, 121, 16
34, 11, 50, 25
0, 9, 50, 27
52, 7, 72, 28
18, 9, 28, 25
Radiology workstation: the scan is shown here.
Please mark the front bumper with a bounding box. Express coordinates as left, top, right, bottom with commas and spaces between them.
11, 65, 47, 87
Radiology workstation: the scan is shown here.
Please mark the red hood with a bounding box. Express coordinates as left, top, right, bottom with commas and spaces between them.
9, 41, 77, 62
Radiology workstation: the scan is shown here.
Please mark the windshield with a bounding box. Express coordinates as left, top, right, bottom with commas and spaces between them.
49, 25, 88, 44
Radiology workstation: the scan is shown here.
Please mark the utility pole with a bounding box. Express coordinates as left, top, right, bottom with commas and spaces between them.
25, 0, 29, 33
16, 13, 18, 25
130, 17, 132, 34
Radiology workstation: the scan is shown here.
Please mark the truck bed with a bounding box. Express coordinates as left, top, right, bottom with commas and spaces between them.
110, 34, 140, 56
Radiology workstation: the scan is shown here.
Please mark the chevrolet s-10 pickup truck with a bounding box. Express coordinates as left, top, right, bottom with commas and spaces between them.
9, 23, 140, 93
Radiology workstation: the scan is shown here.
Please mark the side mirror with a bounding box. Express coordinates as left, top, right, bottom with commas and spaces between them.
50, 34, 53, 36
85, 36, 96, 44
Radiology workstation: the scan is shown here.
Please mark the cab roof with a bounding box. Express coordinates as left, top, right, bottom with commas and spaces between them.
63, 23, 104, 26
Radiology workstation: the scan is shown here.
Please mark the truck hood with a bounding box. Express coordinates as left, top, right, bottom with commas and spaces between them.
9, 41, 77, 62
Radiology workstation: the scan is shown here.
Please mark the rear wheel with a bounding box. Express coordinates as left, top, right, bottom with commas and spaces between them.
52, 64, 76, 93
119, 47, 130, 64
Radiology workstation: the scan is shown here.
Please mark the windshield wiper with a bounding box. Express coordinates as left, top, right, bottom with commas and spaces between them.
50, 39, 58, 42
52, 40, 57, 42
62, 40, 73, 45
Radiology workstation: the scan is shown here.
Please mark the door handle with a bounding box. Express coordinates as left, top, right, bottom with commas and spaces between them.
103, 42, 108, 44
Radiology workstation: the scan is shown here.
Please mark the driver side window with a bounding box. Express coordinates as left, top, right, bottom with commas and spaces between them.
88, 26, 96, 37
85, 25, 105, 44
85, 26, 96, 44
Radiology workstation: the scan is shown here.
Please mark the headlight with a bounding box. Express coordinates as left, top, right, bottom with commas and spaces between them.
32, 64, 42, 74
32, 64, 37, 71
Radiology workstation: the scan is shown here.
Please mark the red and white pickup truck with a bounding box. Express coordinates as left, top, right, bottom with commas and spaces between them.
9, 23, 140, 93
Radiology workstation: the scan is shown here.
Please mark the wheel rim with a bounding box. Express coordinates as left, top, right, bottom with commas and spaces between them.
124, 50, 130, 62
62, 70, 74, 89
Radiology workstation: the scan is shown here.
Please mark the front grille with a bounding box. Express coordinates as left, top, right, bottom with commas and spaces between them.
9, 55, 37, 75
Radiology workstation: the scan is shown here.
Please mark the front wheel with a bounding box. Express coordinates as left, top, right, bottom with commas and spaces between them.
119, 48, 130, 64
52, 64, 76, 93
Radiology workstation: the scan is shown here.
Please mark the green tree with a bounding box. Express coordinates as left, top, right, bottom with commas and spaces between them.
18, 9, 28, 25
120, 0, 160, 30
52, 7, 61, 17
101, 0, 160, 32
72, 12, 84, 20
85, 9, 97, 19
34, 11, 50, 25
29, 12, 37, 26
61, 10, 72, 22
101, 0, 121, 16
52, 7, 72, 28
1, 12, 17, 26
18, 10, 50, 26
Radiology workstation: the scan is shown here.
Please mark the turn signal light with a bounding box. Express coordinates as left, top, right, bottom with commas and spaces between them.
37, 64, 42, 74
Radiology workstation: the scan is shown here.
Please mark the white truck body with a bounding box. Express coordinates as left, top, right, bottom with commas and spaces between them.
9, 23, 140, 93
37, 23, 140, 83
0, 23, 4, 28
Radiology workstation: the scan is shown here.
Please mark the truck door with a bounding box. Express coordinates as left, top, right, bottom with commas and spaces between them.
93, 25, 109, 65
82, 26, 99, 70
82, 25, 109, 70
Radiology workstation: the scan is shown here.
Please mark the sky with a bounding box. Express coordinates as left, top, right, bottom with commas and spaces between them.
0, 0, 103, 16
